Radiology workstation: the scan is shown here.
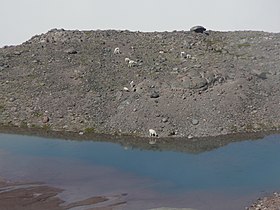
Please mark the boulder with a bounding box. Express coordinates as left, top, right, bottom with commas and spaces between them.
190, 26, 206, 33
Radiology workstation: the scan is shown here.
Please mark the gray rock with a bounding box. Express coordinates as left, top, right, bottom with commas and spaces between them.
162, 117, 168, 123
192, 119, 199, 125
168, 130, 176, 136
190, 26, 206, 33
252, 70, 268, 80
10, 107, 17, 112
150, 92, 160, 98
14, 51, 21, 56
9, 97, 16, 102
42, 116, 49, 123
190, 78, 208, 89
257, 72, 267, 80
0, 64, 9, 70
65, 47, 77, 54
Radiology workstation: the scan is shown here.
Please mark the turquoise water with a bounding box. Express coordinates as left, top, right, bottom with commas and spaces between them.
0, 133, 280, 209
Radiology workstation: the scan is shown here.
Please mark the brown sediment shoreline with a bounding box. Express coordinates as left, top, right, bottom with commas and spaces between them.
0, 179, 122, 210
1, 178, 279, 210
0, 124, 279, 154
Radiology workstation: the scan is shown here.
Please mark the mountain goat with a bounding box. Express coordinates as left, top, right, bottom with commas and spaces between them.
125, 57, 137, 67
180, 51, 192, 59
114, 47, 120, 54
149, 129, 158, 137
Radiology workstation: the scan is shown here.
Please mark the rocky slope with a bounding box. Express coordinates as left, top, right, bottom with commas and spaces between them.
0, 29, 280, 138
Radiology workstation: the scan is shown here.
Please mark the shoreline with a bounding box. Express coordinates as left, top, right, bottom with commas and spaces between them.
0, 179, 120, 210
0, 125, 279, 154
0, 178, 278, 210
1, 129, 280, 209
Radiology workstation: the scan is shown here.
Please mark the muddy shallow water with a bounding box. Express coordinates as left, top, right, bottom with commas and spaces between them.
0, 133, 280, 210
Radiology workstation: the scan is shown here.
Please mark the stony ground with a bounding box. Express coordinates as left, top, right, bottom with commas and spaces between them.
248, 192, 280, 210
0, 29, 280, 138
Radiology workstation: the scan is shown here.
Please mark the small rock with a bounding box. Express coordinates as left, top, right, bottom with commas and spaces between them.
63, 125, 68, 129
9, 97, 16, 102
257, 72, 267, 80
188, 134, 194, 139
192, 119, 199, 125
14, 51, 21, 56
168, 131, 176, 136
162, 117, 168, 123
65, 47, 77, 54
10, 107, 17, 112
79, 131, 84, 135
42, 116, 49, 123
150, 92, 160, 98
123, 87, 129, 92
32, 59, 39, 64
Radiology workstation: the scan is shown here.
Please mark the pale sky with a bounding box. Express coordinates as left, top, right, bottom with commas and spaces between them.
1, 0, 280, 47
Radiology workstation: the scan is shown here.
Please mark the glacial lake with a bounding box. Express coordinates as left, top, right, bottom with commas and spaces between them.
0, 133, 280, 210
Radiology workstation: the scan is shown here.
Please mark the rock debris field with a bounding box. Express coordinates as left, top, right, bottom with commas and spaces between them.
0, 28, 280, 138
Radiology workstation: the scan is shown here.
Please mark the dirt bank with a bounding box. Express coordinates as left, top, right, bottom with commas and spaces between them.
0, 29, 280, 138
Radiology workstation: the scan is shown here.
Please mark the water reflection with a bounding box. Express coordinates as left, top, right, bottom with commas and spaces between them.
0, 125, 273, 153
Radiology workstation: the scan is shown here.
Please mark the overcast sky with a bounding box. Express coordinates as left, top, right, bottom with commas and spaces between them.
1, 0, 280, 47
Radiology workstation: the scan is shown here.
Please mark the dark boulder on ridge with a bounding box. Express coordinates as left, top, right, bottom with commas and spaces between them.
190, 25, 206, 33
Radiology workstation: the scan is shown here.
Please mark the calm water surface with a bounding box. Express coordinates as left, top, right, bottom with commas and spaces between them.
0, 133, 280, 210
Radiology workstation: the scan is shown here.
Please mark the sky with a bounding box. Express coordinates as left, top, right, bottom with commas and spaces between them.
1, 0, 280, 47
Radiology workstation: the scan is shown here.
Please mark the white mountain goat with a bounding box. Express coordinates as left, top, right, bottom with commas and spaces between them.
130, 81, 135, 88
114, 47, 120, 54
180, 51, 186, 58
125, 57, 137, 67
149, 129, 158, 137
180, 51, 192, 59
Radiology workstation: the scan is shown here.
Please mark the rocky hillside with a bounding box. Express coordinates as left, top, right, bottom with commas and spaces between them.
0, 28, 280, 138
